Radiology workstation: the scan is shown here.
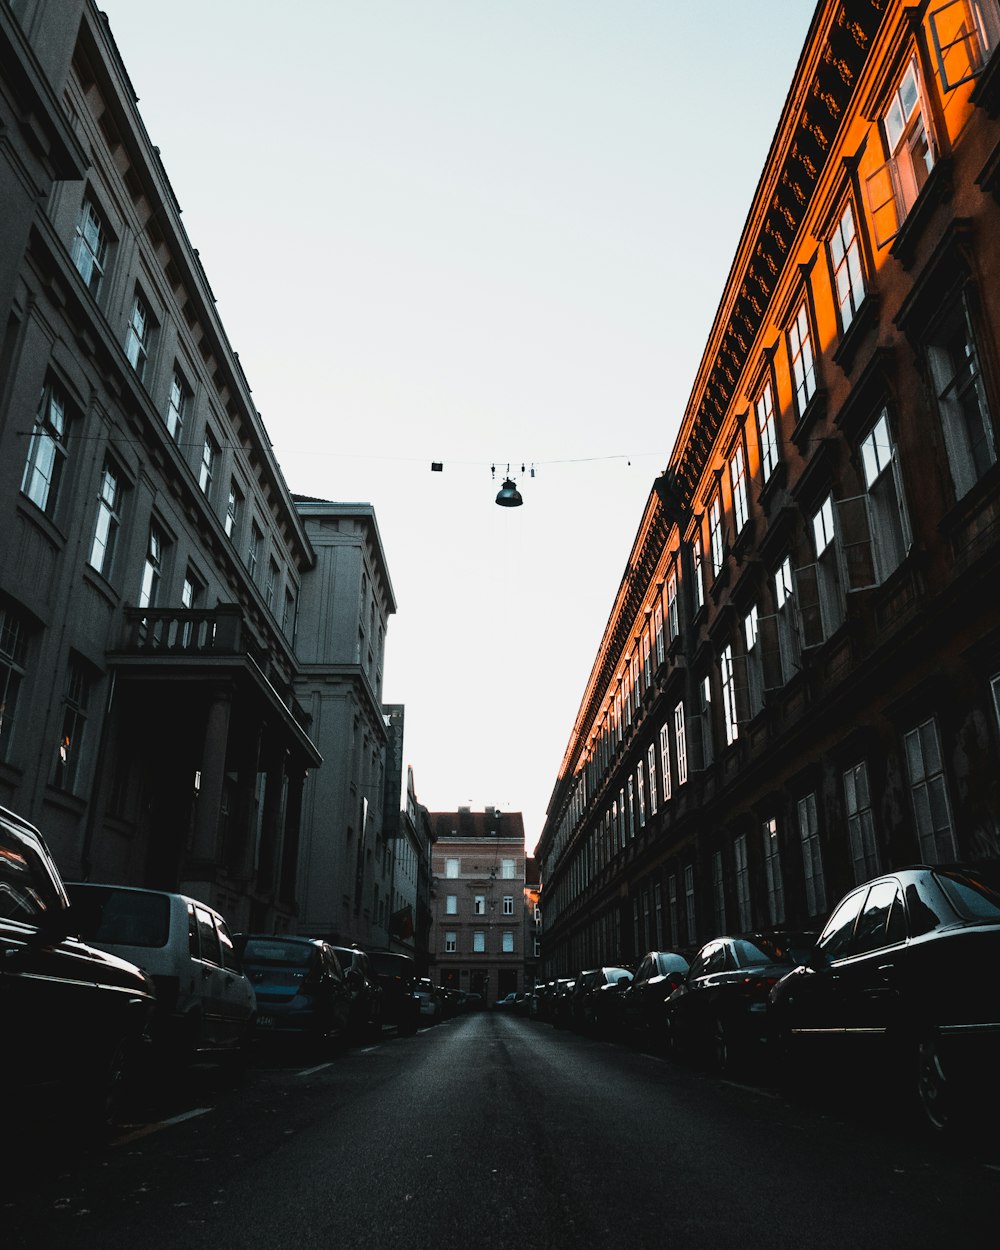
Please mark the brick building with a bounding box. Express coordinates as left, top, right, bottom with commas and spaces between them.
428, 808, 528, 1002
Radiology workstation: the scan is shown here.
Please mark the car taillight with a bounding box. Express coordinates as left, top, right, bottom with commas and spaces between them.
743, 975, 779, 997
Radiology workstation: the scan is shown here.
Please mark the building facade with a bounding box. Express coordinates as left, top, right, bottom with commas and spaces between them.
429, 808, 528, 1002
0, 1, 400, 939
537, 0, 1000, 976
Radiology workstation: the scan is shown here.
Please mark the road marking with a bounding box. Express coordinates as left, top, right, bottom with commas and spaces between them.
114, 1107, 212, 1146
296, 1062, 334, 1076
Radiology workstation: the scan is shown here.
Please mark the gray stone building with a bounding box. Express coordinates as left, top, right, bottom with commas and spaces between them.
0, 0, 401, 940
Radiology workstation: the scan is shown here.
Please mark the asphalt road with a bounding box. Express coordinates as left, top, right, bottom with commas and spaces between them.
4, 1013, 998, 1249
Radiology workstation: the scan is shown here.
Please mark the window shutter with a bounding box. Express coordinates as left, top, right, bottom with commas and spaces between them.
756, 613, 786, 690
890, 446, 913, 554
835, 494, 879, 590
929, 0, 993, 92
793, 563, 826, 649
731, 651, 753, 723
865, 158, 902, 248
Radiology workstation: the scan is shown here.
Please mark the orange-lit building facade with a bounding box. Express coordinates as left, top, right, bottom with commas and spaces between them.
537, 0, 1000, 976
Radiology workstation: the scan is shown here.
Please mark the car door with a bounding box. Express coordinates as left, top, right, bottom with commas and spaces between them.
832, 878, 908, 1048
216, 915, 254, 1041
192, 904, 225, 1047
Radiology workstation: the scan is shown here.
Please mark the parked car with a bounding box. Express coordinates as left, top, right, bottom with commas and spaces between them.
330, 945, 383, 1040
495, 991, 519, 1010
1, 805, 155, 1132
769, 863, 1000, 1132
571, 967, 633, 1032
365, 950, 420, 1035
551, 977, 576, 1028
242, 935, 351, 1051
621, 950, 692, 1038
436, 985, 466, 1018
664, 931, 816, 1072
67, 882, 256, 1070
414, 977, 443, 1023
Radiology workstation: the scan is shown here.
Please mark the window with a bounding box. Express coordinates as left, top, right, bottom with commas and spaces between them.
445, 858, 459, 878
124, 293, 151, 380
730, 443, 749, 534
774, 557, 800, 682
473, 931, 485, 953
445, 931, 457, 953
734, 833, 751, 929
666, 570, 679, 641
744, 606, 763, 718
653, 599, 665, 665
795, 494, 844, 648
265, 558, 279, 611
636, 761, 646, 828
762, 818, 785, 925
626, 776, 635, 838
0, 606, 28, 760
89, 460, 122, 578
857, 410, 911, 580
904, 717, 958, 862
844, 761, 880, 883
181, 567, 201, 610
712, 850, 726, 934
756, 380, 779, 483
659, 723, 672, 803
248, 521, 262, 581
925, 298, 997, 499
54, 655, 90, 791
501, 858, 516, 879
282, 589, 296, 639
709, 494, 725, 577
866, 55, 936, 246
684, 864, 697, 945
139, 523, 164, 609
797, 793, 827, 916
502, 931, 514, 953
829, 201, 866, 332
691, 533, 705, 611
694, 674, 714, 770
788, 298, 817, 415
646, 743, 658, 817
667, 874, 679, 947
674, 702, 688, 785
199, 430, 218, 498
21, 381, 68, 516
71, 199, 107, 296
502, 895, 514, 916
929, 0, 1000, 91
225, 480, 243, 540
445, 894, 457, 915
166, 371, 187, 443
721, 645, 739, 747
473, 894, 486, 915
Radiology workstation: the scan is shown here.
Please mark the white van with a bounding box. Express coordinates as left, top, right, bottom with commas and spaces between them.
66, 884, 256, 1066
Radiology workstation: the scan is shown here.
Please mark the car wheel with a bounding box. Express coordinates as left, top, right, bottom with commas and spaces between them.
916, 1034, 956, 1134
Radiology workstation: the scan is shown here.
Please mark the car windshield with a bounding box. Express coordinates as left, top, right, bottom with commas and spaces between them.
243, 940, 313, 967
67, 885, 170, 947
936, 868, 1000, 921
604, 967, 632, 981
368, 953, 415, 978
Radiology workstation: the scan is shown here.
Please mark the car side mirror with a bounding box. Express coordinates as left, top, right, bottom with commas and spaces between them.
806, 945, 826, 971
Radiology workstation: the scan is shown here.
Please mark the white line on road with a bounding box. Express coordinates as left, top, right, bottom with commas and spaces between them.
296, 1062, 335, 1076
114, 1107, 213, 1146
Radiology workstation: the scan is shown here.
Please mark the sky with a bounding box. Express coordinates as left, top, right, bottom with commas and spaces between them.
98, 1, 817, 852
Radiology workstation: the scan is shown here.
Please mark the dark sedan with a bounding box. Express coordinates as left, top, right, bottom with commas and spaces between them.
664, 931, 816, 1072
768, 863, 1000, 1132
621, 950, 691, 1038
1, 804, 154, 1133
243, 935, 352, 1052
572, 966, 633, 1033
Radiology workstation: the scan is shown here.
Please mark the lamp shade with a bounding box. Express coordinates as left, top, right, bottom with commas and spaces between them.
495, 477, 523, 507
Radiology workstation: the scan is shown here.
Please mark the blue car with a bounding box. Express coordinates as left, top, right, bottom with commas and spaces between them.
242, 935, 352, 1051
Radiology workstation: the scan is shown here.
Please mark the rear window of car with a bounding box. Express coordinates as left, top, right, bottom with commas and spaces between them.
244, 939, 313, 967
731, 936, 810, 967
68, 885, 170, 947
936, 869, 1000, 921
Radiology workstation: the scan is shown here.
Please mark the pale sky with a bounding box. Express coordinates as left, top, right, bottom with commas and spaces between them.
99, 1, 816, 851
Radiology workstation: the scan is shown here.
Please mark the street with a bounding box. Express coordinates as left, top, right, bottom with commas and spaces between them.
5, 1013, 998, 1250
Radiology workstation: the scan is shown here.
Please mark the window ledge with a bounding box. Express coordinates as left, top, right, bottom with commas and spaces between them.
832, 293, 880, 376
889, 158, 954, 270
790, 388, 827, 457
